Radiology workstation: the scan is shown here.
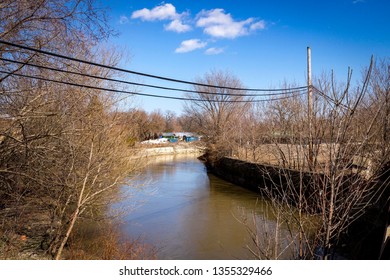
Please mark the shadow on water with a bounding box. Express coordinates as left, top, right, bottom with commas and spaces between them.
112, 154, 297, 260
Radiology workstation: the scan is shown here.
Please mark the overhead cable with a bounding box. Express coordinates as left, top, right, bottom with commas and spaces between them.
0, 57, 307, 97
0, 40, 308, 92
0, 70, 306, 103
312, 86, 349, 109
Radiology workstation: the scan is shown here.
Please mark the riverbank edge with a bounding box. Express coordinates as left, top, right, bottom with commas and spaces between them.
204, 156, 389, 259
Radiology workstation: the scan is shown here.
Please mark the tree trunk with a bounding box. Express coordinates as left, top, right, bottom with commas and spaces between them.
54, 209, 79, 260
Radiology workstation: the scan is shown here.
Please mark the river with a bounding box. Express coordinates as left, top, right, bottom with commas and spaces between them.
115, 154, 290, 260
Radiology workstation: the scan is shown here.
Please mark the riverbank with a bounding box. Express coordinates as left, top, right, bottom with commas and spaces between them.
205, 156, 389, 259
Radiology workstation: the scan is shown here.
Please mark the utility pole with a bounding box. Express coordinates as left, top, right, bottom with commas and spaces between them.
307, 47, 314, 169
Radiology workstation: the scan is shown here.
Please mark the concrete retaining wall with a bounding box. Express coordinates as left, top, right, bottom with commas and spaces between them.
207, 156, 389, 259
131, 145, 204, 160
209, 157, 317, 197
141, 146, 203, 157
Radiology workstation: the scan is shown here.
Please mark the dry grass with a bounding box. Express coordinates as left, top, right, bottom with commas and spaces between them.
64, 220, 158, 260
235, 143, 375, 176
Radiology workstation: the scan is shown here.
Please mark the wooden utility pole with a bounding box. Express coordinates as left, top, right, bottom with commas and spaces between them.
307, 47, 314, 169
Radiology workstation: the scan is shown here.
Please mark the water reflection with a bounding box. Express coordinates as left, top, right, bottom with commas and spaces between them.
116, 154, 288, 259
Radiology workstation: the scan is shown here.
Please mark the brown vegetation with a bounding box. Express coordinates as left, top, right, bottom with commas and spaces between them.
218, 59, 389, 259
0, 0, 142, 259
65, 220, 157, 260
187, 59, 389, 259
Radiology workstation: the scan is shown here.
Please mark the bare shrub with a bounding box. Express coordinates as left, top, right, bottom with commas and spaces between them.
0, 0, 142, 259
235, 58, 389, 259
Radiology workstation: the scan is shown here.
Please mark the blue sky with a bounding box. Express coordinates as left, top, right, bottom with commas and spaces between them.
104, 0, 390, 114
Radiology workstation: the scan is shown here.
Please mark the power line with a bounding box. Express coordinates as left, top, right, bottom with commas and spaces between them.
0, 70, 306, 103
0, 40, 308, 92
0, 57, 307, 97
312, 86, 349, 109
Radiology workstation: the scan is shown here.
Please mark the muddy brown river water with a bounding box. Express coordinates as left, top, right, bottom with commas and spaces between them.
115, 154, 290, 260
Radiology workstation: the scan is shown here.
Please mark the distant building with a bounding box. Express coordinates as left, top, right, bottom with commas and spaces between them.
161, 132, 200, 143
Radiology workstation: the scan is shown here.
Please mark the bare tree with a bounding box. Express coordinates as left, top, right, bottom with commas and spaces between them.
164, 110, 181, 132
184, 70, 251, 162
365, 58, 390, 167
178, 113, 202, 134
51, 107, 137, 259
149, 110, 165, 138
0, 0, 112, 49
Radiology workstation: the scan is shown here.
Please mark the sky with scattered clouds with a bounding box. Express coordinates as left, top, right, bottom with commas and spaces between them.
105, 0, 389, 114
122, 3, 267, 54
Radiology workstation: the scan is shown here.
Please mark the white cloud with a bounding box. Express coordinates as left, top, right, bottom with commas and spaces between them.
205, 47, 224, 55
131, 3, 177, 21
196, 9, 265, 39
196, 9, 232, 27
119, 15, 129, 24
175, 39, 207, 53
250, 20, 266, 31
165, 19, 192, 33
131, 3, 191, 33
202, 19, 252, 38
